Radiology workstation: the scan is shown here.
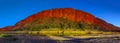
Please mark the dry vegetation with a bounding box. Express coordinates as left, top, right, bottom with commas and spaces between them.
25, 28, 120, 36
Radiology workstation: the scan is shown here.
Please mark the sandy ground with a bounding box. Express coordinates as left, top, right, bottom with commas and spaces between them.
0, 34, 120, 43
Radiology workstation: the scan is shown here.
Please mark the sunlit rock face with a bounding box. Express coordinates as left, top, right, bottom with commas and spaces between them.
15, 8, 95, 25
94, 18, 120, 31
0, 8, 120, 31
0, 26, 13, 31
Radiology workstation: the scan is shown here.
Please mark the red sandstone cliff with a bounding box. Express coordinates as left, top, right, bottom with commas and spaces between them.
0, 26, 13, 31
0, 8, 120, 31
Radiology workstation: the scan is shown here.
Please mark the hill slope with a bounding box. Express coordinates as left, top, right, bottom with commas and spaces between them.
0, 8, 120, 31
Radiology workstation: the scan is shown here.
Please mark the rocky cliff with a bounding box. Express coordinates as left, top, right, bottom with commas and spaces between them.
0, 8, 120, 31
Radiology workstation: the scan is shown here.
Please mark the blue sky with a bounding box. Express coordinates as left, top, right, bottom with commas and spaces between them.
0, 0, 120, 28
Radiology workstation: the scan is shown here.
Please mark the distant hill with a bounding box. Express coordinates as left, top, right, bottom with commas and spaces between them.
0, 8, 120, 31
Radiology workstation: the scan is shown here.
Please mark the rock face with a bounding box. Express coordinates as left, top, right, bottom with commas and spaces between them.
0, 26, 13, 31
0, 8, 120, 31
94, 18, 120, 31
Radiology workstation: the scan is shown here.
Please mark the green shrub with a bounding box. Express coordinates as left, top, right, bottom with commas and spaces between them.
0, 34, 12, 37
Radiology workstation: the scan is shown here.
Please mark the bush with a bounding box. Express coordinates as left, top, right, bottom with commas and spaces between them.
0, 34, 18, 41
0, 34, 12, 37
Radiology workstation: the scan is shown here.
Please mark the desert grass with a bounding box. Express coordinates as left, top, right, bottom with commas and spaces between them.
0, 34, 11, 37
1, 28, 119, 36
27, 29, 120, 36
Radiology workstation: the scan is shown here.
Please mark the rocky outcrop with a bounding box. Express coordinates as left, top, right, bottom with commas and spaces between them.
0, 8, 120, 31
14, 8, 94, 26
0, 26, 13, 31
94, 18, 120, 31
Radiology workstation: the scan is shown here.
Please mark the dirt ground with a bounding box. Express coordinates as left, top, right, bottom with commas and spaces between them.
0, 34, 120, 43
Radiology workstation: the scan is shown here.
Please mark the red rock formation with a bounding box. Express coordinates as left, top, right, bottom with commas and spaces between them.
94, 18, 120, 31
0, 26, 13, 31
26, 8, 93, 24
0, 8, 120, 31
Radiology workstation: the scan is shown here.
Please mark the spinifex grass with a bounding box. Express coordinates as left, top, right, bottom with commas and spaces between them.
0, 33, 18, 41
0, 34, 12, 37
27, 29, 118, 36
